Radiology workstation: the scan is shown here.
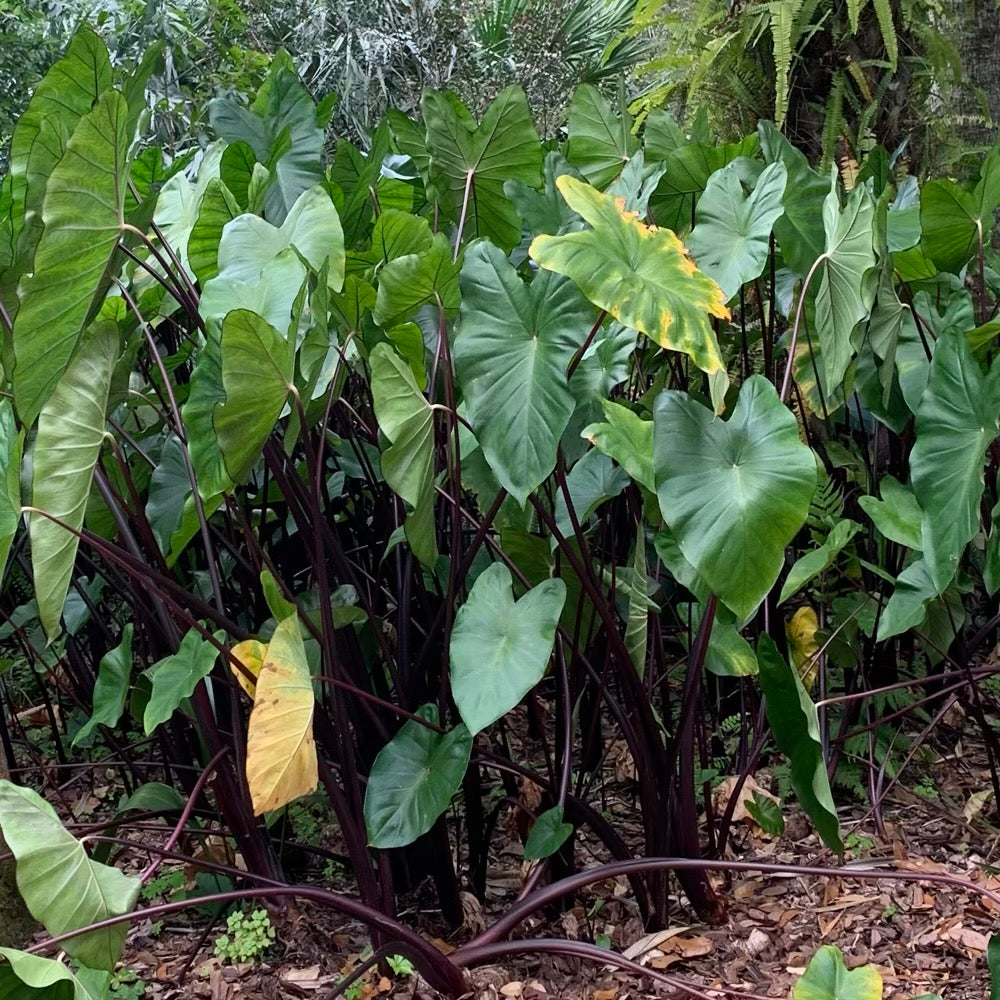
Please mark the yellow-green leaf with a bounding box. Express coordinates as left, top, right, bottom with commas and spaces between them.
530, 175, 729, 380
246, 614, 318, 814
230, 639, 267, 700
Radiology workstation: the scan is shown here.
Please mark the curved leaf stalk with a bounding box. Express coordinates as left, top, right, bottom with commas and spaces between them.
779, 249, 827, 403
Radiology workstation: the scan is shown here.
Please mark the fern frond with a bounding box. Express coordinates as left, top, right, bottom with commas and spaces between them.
871, 0, 898, 70
768, 0, 803, 127
820, 69, 846, 171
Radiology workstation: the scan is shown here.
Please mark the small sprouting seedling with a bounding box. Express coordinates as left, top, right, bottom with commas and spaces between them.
844, 831, 874, 854
140, 867, 186, 902
882, 903, 899, 920
912, 776, 940, 801
343, 982, 364, 1000
109, 967, 145, 1000
386, 954, 415, 977
214, 908, 276, 964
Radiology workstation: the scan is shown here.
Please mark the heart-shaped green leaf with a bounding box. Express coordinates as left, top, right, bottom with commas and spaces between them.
422, 86, 541, 251
213, 309, 292, 484
794, 945, 881, 999
450, 563, 565, 735
364, 705, 472, 849
0, 782, 140, 971
814, 179, 877, 391
687, 159, 787, 300
530, 175, 730, 382
654, 375, 816, 621
920, 147, 1000, 274
565, 84, 637, 189
780, 519, 861, 604
144, 629, 223, 735
910, 329, 1000, 592
523, 806, 574, 860
857, 476, 922, 549
455, 241, 594, 505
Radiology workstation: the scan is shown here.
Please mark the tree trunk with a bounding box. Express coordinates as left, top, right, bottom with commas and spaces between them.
950, 0, 1000, 146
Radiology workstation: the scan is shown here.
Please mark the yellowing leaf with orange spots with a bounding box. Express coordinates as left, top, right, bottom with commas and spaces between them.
246, 615, 318, 814
529, 175, 730, 379
229, 639, 267, 699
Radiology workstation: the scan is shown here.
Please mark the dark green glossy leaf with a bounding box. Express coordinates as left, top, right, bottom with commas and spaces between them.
456, 241, 593, 505
757, 636, 842, 852
422, 86, 541, 251
72, 625, 133, 747
364, 705, 472, 849
523, 806, 574, 860
566, 84, 637, 189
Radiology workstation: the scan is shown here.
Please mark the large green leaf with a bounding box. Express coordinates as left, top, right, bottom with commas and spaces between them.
213, 309, 292, 483
794, 946, 881, 1000
687, 160, 787, 300
422, 86, 542, 251
450, 563, 565, 735
209, 184, 344, 293
209, 62, 326, 224
72, 625, 133, 747
757, 636, 842, 852
649, 134, 760, 234
910, 329, 1000, 592
653, 376, 816, 621
530, 176, 730, 382
554, 449, 630, 538
372, 233, 461, 329
0, 782, 140, 971
144, 629, 223, 734
12, 90, 129, 425
0, 948, 108, 1000
876, 556, 937, 641
29, 323, 118, 640
2, 27, 112, 289
370, 343, 437, 567
758, 122, 828, 276
565, 84, 637, 189
523, 806, 574, 861
814, 179, 877, 391
187, 178, 241, 285
181, 325, 232, 500
920, 148, 1000, 274
455, 241, 594, 505
0, 401, 24, 581
364, 705, 472, 849
200, 246, 307, 338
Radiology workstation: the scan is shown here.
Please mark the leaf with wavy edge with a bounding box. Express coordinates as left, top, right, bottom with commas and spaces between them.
29, 323, 118, 640
530, 175, 729, 385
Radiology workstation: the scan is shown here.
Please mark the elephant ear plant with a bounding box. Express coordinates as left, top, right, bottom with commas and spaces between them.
1, 26, 1000, 999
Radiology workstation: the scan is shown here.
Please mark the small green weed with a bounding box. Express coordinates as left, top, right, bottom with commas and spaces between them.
109, 968, 145, 1000
214, 909, 276, 964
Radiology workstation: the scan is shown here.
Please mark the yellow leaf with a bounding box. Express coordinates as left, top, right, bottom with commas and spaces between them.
246, 615, 318, 814
229, 639, 267, 699
786, 606, 820, 690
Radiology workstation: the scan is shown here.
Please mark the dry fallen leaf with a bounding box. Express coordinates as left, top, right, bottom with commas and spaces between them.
712, 774, 780, 830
